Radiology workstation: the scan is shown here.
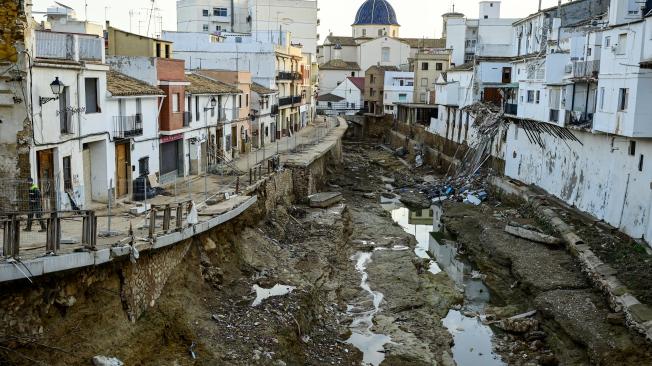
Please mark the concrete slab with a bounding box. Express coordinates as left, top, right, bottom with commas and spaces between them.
0, 260, 44, 282
42, 252, 94, 273
309, 192, 343, 208
629, 304, 652, 323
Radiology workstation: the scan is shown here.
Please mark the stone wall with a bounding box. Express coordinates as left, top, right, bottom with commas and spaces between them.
120, 241, 192, 322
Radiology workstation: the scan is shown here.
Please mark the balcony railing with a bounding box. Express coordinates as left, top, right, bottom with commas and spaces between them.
277, 71, 302, 81
35, 31, 103, 62
572, 60, 600, 79
271, 104, 279, 116
113, 114, 143, 138
183, 111, 192, 127
279, 96, 302, 107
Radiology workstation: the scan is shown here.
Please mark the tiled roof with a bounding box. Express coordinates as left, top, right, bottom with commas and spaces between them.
366, 65, 399, 73
186, 73, 241, 94
347, 77, 365, 90
400, 38, 446, 49
320, 59, 361, 71
251, 82, 277, 95
353, 0, 399, 26
318, 93, 345, 102
106, 70, 164, 97
325, 36, 358, 47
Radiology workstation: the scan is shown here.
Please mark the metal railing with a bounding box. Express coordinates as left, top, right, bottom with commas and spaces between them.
113, 114, 143, 138
279, 96, 302, 107
277, 71, 302, 81
35, 31, 103, 62
572, 60, 600, 79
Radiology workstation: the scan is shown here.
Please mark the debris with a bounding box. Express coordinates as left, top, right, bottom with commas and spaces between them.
504, 223, 563, 245
415, 154, 423, 168
92, 356, 124, 366
309, 192, 343, 208
606, 312, 626, 325
252, 284, 296, 307
187, 202, 199, 225
399, 191, 431, 209
189, 342, 197, 359
464, 194, 482, 206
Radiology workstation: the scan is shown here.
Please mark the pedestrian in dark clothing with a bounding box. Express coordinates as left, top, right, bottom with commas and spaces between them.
26, 178, 46, 232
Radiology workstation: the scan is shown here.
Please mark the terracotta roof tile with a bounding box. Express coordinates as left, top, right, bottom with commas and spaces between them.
107, 70, 164, 97
347, 77, 365, 90
186, 73, 241, 94
321, 59, 361, 71
251, 82, 277, 95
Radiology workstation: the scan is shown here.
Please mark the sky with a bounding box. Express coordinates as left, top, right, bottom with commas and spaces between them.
33, 0, 562, 39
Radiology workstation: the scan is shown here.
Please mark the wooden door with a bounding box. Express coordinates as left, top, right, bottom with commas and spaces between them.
115, 143, 130, 197
36, 149, 55, 211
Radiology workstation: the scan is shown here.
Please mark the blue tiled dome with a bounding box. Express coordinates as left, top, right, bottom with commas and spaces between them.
353, 0, 399, 26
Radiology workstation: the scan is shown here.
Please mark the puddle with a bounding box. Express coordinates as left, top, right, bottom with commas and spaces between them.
382, 201, 505, 366
347, 252, 392, 366
251, 284, 296, 307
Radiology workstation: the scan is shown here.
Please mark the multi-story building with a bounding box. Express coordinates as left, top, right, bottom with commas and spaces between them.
176, 0, 319, 56
105, 25, 174, 59
250, 83, 279, 148
363, 65, 398, 115
383, 71, 413, 116
317, 0, 445, 99
410, 50, 451, 104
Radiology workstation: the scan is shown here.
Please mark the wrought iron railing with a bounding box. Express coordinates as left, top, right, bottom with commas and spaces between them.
113, 114, 143, 138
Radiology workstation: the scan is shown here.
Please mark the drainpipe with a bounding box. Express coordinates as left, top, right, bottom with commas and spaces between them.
231, 0, 235, 32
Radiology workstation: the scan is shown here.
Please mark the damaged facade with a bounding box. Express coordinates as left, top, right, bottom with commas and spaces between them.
422, 0, 652, 247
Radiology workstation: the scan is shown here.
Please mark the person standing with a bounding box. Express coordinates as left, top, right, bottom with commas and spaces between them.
25, 178, 46, 232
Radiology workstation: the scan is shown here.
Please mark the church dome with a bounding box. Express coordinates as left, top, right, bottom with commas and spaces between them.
353, 0, 399, 26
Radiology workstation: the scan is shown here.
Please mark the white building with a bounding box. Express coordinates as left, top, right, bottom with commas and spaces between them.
317, 0, 445, 98
250, 82, 279, 147
383, 71, 413, 116
317, 77, 364, 116
29, 30, 108, 210
176, 0, 318, 56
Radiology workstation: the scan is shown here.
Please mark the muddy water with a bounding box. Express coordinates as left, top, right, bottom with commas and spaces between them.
347, 252, 393, 366
384, 202, 505, 366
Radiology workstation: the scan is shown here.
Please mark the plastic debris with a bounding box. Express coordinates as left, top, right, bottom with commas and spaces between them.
464, 194, 482, 206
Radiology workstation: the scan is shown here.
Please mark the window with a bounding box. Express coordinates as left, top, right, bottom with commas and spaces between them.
238, 95, 242, 108
246, 94, 249, 107
616, 33, 627, 55
213, 7, 227, 16
381, 47, 390, 62
618, 88, 629, 111
216, 25, 222, 32
639, 155, 645, 172
195, 96, 200, 121
370, 88, 375, 96
84, 78, 99, 113
63, 156, 72, 191
139, 157, 150, 176
370, 75, 375, 83
362, 29, 367, 37
436, 63, 443, 71
629, 141, 636, 156
535, 90, 540, 104
421, 62, 429, 71
399, 80, 404, 86
165, 44, 170, 58
420, 92, 426, 103
605, 36, 611, 47
202, 9, 209, 16
421, 78, 428, 86
202, 24, 209, 32
599, 87, 605, 110
172, 93, 180, 112
587, 47, 592, 57
399, 93, 407, 102
156, 43, 161, 58
59, 87, 71, 133
527, 90, 535, 103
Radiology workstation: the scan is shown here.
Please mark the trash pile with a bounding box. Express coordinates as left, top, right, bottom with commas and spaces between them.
405, 172, 491, 206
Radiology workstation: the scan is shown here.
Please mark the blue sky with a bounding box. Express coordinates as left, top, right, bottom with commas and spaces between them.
33, 0, 561, 38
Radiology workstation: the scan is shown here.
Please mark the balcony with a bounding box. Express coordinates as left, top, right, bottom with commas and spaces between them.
277, 71, 302, 81
35, 31, 103, 62
217, 108, 227, 122
113, 115, 143, 138
183, 111, 192, 127
279, 96, 302, 107
572, 60, 600, 79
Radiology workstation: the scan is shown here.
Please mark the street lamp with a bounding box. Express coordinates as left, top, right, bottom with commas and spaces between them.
39, 77, 63, 106
210, 96, 217, 108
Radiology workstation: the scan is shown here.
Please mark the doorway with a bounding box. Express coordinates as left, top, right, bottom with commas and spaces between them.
115, 142, 131, 197
36, 149, 56, 211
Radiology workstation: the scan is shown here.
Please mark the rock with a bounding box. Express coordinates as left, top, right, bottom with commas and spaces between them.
55, 296, 77, 307
498, 318, 539, 334
399, 191, 431, 209
525, 331, 547, 341
91, 356, 124, 366
309, 192, 343, 208
203, 237, 217, 251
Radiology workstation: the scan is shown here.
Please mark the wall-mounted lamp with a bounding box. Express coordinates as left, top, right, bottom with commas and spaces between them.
39, 77, 63, 106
